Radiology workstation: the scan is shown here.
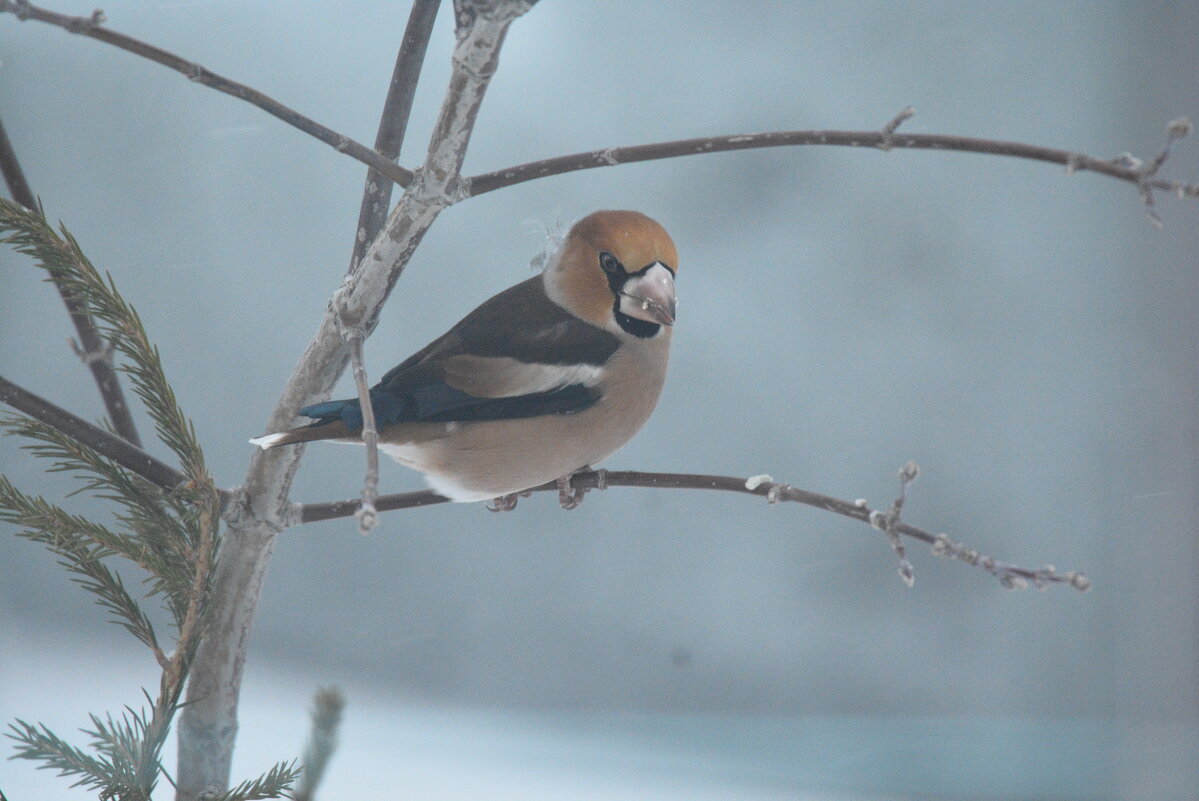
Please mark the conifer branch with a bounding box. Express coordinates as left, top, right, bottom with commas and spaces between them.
0, 117, 142, 446
0, 373, 188, 492
0, 205, 291, 801
0, 197, 207, 480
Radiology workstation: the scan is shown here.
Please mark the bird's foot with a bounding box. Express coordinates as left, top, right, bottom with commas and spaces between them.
486, 492, 522, 512
557, 473, 590, 510
556, 475, 585, 509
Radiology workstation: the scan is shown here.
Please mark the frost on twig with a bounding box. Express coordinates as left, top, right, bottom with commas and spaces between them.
868, 461, 920, 587
931, 532, 1091, 592
1127, 116, 1192, 229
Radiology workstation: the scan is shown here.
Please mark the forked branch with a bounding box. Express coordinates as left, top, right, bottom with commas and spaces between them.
297, 465, 1090, 593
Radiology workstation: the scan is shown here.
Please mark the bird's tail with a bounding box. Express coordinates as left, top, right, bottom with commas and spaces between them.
249, 398, 358, 449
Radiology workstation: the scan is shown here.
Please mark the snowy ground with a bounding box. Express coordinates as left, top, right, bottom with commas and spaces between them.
2, 620, 1196, 800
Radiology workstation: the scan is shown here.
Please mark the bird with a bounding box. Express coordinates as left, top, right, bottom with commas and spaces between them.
250, 210, 678, 509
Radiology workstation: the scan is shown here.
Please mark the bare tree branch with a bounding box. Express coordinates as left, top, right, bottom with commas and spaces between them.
292, 687, 345, 801
462, 123, 1199, 207
348, 0, 441, 275
0, 115, 142, 446
0, 373, 182, 490
0, 373, 1089, 595
0, 0, 414, 189
0, 115, 35, 209
296, 467, 1090, 592
175, 4, 532, 797
344, 328, 379, 534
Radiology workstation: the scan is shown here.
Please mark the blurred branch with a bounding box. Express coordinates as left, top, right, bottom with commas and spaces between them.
176, 4, 532, 798
0, 115, 142, 446
0, 373, 186, 491
463, 112, 1199, 218
292, 687, 345, 801
0, 0, 414, 188
348, 0, 440, 275
298, 465, 1091, 592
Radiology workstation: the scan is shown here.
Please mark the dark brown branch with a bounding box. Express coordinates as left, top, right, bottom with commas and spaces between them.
0, 372, 183, 489
299, 468, 1090, 592
0, 115, 35, 209
462, 128, 1199, 201
348, 0, 440, 275
0, 0, 414, 189
1, 114, 143, 446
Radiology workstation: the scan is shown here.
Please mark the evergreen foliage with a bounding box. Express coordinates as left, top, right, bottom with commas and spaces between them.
0, 197, 299, 801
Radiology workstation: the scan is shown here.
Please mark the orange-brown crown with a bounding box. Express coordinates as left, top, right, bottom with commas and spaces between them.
546, 210, 678, 330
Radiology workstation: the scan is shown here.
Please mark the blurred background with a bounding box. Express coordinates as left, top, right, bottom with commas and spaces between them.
2, 2, 1197, 799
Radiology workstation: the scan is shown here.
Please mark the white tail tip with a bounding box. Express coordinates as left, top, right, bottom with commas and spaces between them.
249, 432, 289, 449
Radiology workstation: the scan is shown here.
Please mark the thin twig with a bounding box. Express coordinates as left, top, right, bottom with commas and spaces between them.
343, 328, 379, 533
0, 0, 414, 189
297, 467, 1089, 592
462, 127, 1199, 202
0, 115, 143, 446
1136, 116, 1192, 229
877, 105, 915, 150
867, 461, 919, 586
349, 0, 441, 275
0, 372, 183, 490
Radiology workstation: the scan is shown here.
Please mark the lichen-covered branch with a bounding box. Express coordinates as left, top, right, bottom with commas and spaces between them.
174, 4, 532, 798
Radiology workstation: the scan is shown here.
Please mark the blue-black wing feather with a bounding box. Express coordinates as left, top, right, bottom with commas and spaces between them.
297, 276, 617, 432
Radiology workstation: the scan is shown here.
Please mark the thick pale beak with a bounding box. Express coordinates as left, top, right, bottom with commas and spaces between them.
619, 262, 676, 326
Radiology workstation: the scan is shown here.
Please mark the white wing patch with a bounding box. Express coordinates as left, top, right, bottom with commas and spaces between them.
443, 355, 604, 398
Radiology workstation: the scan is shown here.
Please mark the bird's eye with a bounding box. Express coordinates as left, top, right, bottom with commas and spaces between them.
599, 251, 622, 274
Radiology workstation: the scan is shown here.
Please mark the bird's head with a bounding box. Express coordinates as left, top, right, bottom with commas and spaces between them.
545, 210, 678, 338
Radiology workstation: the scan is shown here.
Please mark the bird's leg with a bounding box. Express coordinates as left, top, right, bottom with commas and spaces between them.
556, 475, 586, 510
556, 466, 609, 510
487, 493, 521, 512
486, 489, 533, 512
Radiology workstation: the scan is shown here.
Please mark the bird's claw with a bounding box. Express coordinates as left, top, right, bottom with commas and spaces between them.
557, 475, 588, 510
487, 493, 521, 512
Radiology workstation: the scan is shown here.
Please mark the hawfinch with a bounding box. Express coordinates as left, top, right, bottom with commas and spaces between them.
251, 210, 678, 507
